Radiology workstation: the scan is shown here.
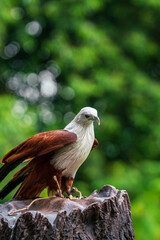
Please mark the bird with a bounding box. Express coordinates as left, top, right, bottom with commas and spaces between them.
0, 107, 100, 199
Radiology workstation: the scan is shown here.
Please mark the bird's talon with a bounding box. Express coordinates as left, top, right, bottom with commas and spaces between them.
68, 194, 79, 200
53, 176, 64, 197
56, 189, 64, 198
69, 194, 73, 200
68, 187, 83, 199
56, 194, 64, 198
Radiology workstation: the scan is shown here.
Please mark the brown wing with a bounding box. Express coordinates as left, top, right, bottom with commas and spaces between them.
91, 138, 99, 151
1, 130, 77, 164
0, 130, 77, 182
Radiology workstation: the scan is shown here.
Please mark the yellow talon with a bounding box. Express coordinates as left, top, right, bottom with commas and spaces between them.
68, 187, 83, 199
53, 176, 64, 198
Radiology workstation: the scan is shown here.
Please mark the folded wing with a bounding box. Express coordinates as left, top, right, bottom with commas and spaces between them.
0, 130, 77, 182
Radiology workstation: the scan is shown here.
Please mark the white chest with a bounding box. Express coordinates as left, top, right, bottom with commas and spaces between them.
50, 124, 95, 178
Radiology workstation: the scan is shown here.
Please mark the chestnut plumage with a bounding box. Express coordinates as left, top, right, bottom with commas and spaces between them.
0, 107, 99, 199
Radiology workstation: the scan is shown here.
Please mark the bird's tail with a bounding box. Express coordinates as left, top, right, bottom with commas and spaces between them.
0, 156, 56, 199
0, 157, 27, 182
0, 164, 29, 199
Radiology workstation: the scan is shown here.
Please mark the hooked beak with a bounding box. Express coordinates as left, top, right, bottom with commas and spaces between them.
89, 116, 100, 125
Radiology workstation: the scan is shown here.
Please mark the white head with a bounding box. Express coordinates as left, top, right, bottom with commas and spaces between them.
72, 107, 100, 126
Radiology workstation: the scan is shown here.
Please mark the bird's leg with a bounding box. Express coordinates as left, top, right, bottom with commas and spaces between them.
53, 175, 64, 198
67, 187, 83, 199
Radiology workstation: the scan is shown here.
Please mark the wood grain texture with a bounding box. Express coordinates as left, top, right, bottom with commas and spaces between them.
0, 185, 135, 240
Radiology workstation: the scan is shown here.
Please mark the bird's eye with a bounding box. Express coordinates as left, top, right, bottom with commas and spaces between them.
85, 114, 90, 118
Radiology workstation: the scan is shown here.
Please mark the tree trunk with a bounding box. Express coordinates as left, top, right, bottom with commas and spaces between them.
0, 185, 134, 240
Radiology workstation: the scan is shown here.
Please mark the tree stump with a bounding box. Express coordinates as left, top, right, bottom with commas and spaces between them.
0, 185, 134, 240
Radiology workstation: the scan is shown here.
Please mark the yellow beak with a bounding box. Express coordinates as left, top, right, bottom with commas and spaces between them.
89, 116, 100, 125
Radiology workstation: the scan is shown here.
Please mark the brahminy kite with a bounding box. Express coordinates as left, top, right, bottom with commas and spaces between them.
0, 107, 100, 199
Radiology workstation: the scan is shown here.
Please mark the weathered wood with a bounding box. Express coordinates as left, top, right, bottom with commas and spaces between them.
0, 185, 134, 240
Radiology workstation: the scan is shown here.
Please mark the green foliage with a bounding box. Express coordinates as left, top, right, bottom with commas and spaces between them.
0, 0, 160, 239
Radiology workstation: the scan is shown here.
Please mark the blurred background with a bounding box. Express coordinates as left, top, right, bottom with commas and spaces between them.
0, 0, 160, 239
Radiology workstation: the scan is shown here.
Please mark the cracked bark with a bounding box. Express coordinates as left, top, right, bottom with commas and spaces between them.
0, 185, 135, 240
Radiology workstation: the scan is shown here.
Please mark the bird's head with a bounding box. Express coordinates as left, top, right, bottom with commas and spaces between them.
75, 107, 100, 126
